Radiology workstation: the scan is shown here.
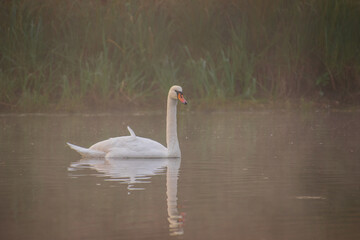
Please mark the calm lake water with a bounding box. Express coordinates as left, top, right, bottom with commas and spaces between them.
1, 110, 360, 240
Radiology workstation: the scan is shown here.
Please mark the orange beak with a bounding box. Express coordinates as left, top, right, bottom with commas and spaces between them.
177, 92, 187, 105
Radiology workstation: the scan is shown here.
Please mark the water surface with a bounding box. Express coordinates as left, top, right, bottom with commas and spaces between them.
0, 110, 360, 240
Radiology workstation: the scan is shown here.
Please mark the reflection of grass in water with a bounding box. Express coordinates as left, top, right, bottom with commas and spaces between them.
0, 0, 359, 111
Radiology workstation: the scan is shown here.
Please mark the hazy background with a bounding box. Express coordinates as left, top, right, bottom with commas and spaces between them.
1, 0, 359, 111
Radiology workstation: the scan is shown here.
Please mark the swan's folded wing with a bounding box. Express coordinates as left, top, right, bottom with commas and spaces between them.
89, 126, 136, 152
90, 136, 168, 158
89, 136, 134, 152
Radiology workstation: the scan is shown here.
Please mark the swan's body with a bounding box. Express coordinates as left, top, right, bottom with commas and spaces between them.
67, 85, 187, 158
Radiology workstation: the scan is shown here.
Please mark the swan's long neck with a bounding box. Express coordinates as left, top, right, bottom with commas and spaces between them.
166, 95, 180, 157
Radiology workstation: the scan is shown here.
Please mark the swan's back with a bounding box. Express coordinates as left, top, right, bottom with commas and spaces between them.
89, 135, 168, 158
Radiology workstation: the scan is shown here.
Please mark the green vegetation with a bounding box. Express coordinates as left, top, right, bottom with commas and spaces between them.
1, 0, 359, 111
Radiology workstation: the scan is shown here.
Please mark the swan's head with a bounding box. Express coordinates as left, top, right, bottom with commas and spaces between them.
169, 85, 187, 105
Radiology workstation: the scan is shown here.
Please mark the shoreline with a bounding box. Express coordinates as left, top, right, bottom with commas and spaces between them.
1, 98, 359, 114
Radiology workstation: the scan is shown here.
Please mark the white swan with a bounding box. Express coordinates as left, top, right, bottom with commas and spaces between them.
67, 85, 187, 158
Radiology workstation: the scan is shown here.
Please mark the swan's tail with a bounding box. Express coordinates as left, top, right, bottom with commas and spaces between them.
67, 142, 106, 158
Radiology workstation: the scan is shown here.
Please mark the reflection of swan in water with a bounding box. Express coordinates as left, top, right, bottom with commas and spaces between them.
68, 158, 184, 235
69, 158, 168, 190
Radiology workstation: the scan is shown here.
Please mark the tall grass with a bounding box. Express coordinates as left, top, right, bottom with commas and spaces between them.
0, 0, 359, 111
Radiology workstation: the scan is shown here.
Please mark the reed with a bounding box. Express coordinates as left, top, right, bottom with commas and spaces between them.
0, 0, 359, 111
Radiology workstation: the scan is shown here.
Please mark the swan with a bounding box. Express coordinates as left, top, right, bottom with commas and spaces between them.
67, 85, 187, 158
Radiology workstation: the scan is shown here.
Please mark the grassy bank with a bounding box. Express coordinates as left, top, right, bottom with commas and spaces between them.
1, 0, 359, 111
